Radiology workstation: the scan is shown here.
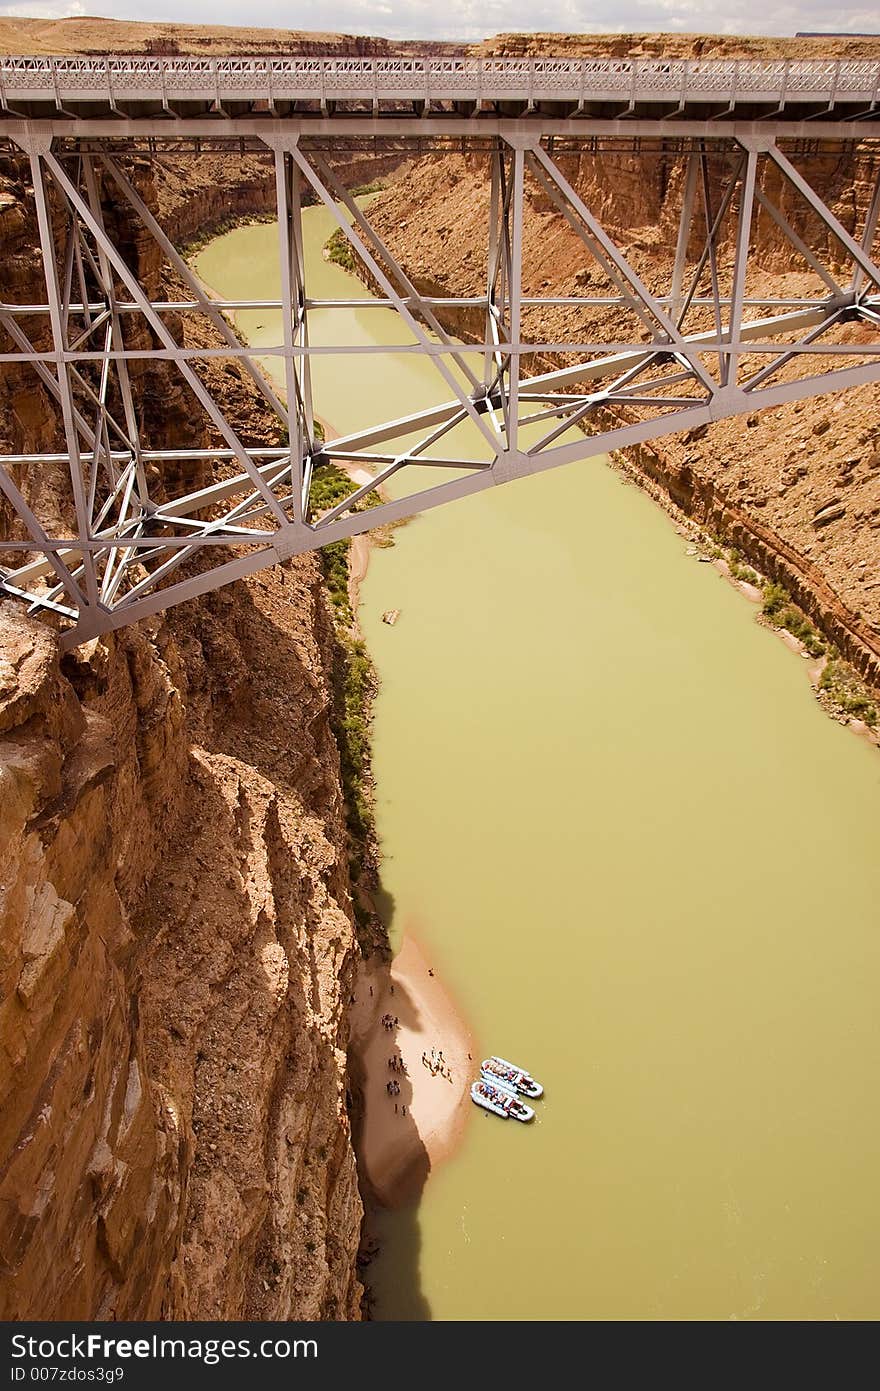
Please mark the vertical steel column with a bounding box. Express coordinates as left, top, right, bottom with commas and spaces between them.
273, 147, 304, 525
725, 146, 758, 388
42, 148, 292, 528
29, 147, 99, 606
288, 144, 501, 454
701, 153, 728, 383
60, 202, 79, 340
81, 156, 150, 509
288, 154, 315, 456
100, 154, 290, 429
507, 145, 525, 456
670, 151, 700, 326
483, 141, 503, 394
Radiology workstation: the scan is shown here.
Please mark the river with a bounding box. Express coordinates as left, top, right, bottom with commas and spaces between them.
194, 204, 880, 1321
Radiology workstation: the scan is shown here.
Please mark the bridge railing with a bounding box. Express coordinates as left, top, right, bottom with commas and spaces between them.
0, 54, 879, 105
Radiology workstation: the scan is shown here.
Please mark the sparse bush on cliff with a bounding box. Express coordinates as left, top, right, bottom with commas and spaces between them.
728, 549, 760, 586
349, 179, 386, 197
758, 579, 875, 722
309, 462, 382, 628
761, 582, 788, 617
180, 210, 276, 256
308, 459, 384, 940
761, 582, 826, 658
324, 226, 358, 273
334, 635, 378, 884
820, 658, 878, 726
322, 540, 354, 624
310, 459, 358, 514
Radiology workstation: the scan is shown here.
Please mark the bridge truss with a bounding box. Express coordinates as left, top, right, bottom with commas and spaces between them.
0, 59, 879, 645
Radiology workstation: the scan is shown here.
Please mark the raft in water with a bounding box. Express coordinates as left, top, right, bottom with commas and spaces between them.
470, 1080, 535, 1122
480, 1056, 543, 1099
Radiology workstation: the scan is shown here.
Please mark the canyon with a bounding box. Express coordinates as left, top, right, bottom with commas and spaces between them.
0, 111, 390, 1322
1, 19, 879, 1324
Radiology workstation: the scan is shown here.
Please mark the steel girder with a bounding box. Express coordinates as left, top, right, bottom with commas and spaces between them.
0, 129, 878, 648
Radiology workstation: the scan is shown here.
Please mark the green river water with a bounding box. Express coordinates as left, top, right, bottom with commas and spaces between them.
194, 207, 880, 1321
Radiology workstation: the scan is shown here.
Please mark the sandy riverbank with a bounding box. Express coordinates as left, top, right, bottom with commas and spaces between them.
350, 936, 474, 1207
342, 467, 476, 1203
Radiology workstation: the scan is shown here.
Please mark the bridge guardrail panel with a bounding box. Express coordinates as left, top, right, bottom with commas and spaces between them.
1, 54, 880, 105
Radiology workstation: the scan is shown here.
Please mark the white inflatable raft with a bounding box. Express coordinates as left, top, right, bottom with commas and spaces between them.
470, 1080, 535, 1122
481, 1056, 544, 1099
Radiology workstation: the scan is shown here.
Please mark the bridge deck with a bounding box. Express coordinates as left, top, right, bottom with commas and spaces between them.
1, 54, 879, 128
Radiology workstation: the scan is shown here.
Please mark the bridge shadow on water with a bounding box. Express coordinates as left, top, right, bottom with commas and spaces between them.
353, 883, 432, 1322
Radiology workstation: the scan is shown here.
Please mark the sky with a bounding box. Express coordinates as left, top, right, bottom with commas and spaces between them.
0, 0, 878, 44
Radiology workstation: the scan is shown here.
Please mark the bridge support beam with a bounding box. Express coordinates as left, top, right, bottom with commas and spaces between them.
0, 127, 877, 645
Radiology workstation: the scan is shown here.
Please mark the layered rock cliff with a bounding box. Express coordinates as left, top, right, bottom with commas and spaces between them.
0, 150, 368, 1319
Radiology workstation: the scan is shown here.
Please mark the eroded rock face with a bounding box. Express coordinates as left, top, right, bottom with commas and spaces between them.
0, 602, 180, 1318
0, 560, 364, 1320
0, 117, 367, 1321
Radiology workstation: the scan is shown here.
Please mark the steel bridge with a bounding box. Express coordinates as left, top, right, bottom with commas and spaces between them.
1, 54, 879, 646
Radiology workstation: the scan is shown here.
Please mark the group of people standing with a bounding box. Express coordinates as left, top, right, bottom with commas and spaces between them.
385, 1051, 408, 1113
422, 1046, 452, 1083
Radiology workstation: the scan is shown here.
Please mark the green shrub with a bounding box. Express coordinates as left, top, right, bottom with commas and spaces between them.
324, 226, 358, 273
760, 582, 826, 657
332, 635, 378, 886
309, 460, 355, 513
321, 539, 353, 625
761, 581, 788, 618
728, 549, 760, 585
820, 659, 878, 726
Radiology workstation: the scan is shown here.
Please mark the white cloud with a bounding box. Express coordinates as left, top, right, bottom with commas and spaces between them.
1, 1, 86, 16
